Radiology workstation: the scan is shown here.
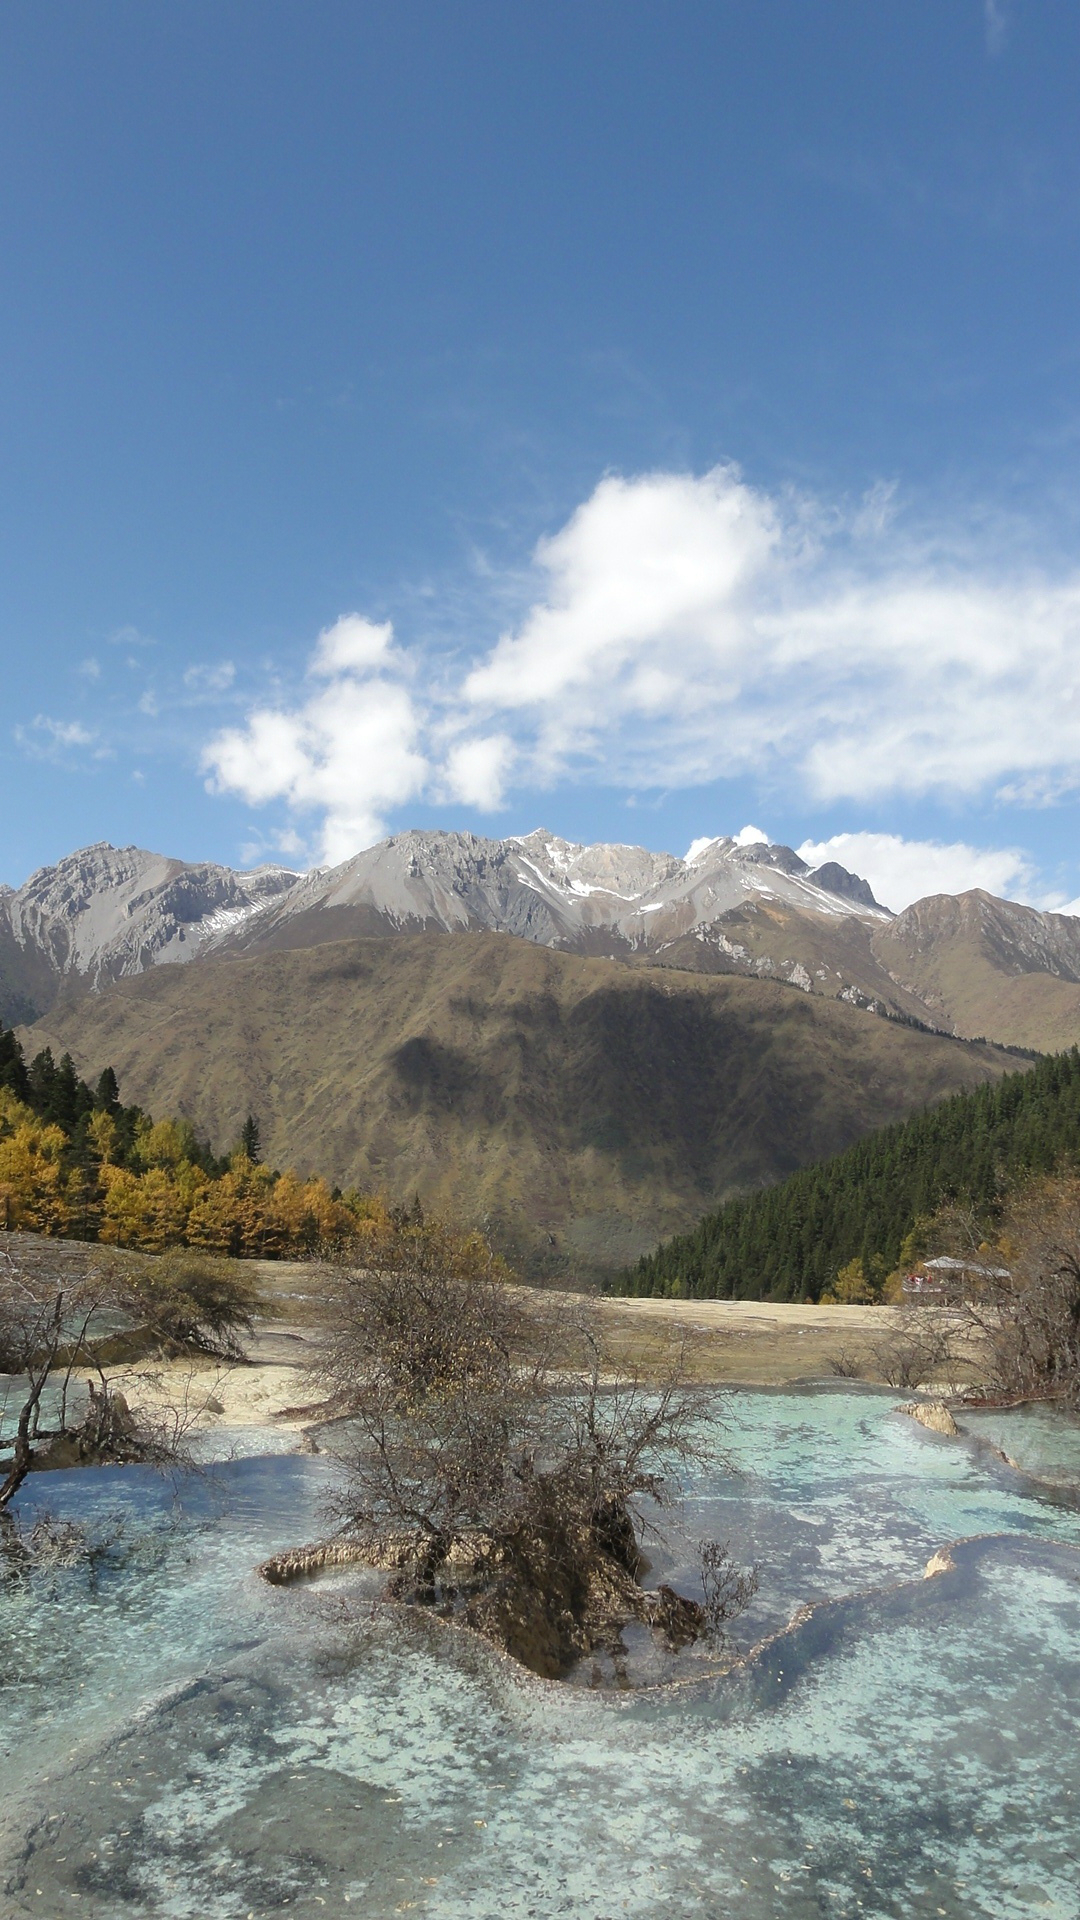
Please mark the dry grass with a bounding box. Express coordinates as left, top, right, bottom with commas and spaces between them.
249, 1263, 903, 1387
591, 1295, 901, 1386
154, 1257, 943, 1391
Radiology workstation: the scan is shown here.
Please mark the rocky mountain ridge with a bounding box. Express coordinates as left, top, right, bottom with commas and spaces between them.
220, 826, 890, 963
6, 829, 1080, 1051
0, 842, 298, 1021
0, 828, 882, 1022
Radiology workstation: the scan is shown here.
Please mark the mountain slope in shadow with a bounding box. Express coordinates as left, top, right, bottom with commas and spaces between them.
22, 930, 1014, 1277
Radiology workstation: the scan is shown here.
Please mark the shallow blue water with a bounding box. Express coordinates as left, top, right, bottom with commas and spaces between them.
960, 1400, 1080, 1486
3, 1387, 1080, 1919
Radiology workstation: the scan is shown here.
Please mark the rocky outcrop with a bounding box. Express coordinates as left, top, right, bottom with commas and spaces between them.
808, 861, 882, 911
258, 1510, 712, 1680
896, 1399, 960, 1436
259, 1538, 383, 1584
923, 1546, 957, 1577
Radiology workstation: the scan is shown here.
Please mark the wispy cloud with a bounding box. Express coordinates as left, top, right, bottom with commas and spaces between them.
984, 0, 1009, 56
108, 623, 155, 648
14, 714, 110, 763
183, 661, 236, 694
32, 716, 94, 748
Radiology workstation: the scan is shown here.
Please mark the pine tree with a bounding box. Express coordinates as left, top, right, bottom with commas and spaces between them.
27, 1047, 57, 1114
95, 1066, 120, 1114
239, 1113, 262, 1164
50, 1054, 88, 1134
0, 1024, 29, 1102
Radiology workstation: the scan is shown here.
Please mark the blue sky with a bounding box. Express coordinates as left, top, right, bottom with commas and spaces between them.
4, 1, 1080, 911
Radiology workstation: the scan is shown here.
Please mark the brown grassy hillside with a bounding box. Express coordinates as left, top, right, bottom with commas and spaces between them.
872, 891, 1080, 1051
22, 930, 1015, 1276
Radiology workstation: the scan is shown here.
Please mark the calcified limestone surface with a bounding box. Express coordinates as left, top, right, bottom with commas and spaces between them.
4, 1387, 1080, 1917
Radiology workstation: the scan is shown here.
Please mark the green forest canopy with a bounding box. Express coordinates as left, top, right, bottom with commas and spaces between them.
620, 1048, 1080, 1303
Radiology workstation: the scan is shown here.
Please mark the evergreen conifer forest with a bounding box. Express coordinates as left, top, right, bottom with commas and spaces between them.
623, 1049, 1080, 1302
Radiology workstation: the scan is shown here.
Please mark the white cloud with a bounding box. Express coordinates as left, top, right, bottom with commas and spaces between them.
15, 715, 96, 759
198, 466, 1080, 887
795, 831, 1036, 914
463, 468, 779, 779
685, 824, 769, 861
183, 661, 236, 694
202, 613, 427, 865
311, 615, 393, 676
108, 623, 155, 647
458, 464, 1080, 812
442, 733, 514, 810
685, 836, 719, 863
34, 716, 94, 748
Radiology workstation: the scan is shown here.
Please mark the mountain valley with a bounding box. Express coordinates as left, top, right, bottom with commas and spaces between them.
9, 825, 1080, 1273
21, 928, 1011, 1276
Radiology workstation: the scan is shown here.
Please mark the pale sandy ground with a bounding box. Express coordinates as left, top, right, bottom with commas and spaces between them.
0, 1232, 920, 1444
111, 1322, 320, 1443
606, 1296, 897, 1332
593, 1294, 901, 1388
112, 1295, 905, 1440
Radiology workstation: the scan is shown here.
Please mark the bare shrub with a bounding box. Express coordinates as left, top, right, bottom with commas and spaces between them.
951, 1176, 1080, 1404
827, 1346, 864, 1379
0, 1247, 201, 1509
869, 1308, 960, 1392
310, 1219, 755, 1677
0, 1507, 130, 1583
700, 1538, 760, 1646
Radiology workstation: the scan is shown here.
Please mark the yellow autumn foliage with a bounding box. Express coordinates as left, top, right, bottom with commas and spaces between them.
0, 1085, 376, 1256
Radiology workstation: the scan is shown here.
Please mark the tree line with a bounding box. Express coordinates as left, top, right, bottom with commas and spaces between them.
621, 1047, 1080, 1302
0, 1021, 380, 1256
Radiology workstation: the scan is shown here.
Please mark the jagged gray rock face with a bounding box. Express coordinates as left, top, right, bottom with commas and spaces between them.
12, 827, 1080, 1050
0, 827, 893, 1025
0, 843, 298, 1019
807, 860, 881, 912
223, 826, 888, 958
